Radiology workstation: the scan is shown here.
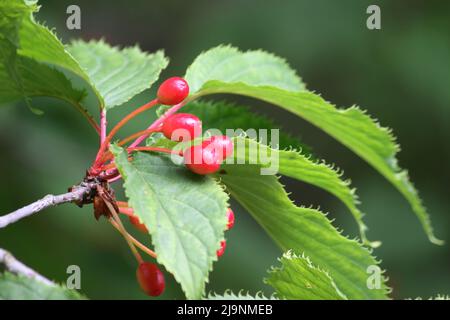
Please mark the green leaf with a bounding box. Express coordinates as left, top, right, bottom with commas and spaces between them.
111, 145, 229, 300
17, 17, 91, 86
0, 54, 85, 104
0, 0, 36, 46
206, 291, 276, 300
188, 79, 441, 245
68, 40, 168, 110
185, 45, 305, 94
9, 0, 94, 99
183, 100, 311, 153
265, 251, 346, 300
217, 162, 389, 299
1, 1, 167, 120
0, 272, 85, 300
146, 135, 371, 245
0, 0, 96, 122
230, 137, 375, 246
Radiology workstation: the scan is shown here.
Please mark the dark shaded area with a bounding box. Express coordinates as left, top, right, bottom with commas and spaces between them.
0, 0, 449, 299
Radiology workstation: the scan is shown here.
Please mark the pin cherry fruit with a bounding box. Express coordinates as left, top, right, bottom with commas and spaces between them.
202, 135, 234, 160
157, 77, 189, 105
129, 215, 148, 233
162, 113, 202, 142
217, 240, 226, 257
184, 145, 221, 175
136, 262, 165, 297
226, 208, 235, 230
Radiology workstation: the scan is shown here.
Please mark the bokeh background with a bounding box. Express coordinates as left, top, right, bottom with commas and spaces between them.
0, 0, 449, 299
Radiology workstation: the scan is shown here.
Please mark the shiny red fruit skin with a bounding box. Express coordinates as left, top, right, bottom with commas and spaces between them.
226, 208, 235, 230
157, 77, 189, 105
129, 215, 148, 233
136, 262, 165, 297
162, 113, 202, 142
202, 135, 234, 160
184, 145, 221, 175
217, 240, 226, 257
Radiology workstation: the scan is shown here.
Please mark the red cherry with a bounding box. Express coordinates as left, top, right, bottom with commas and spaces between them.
184, 145, 222, 175
216, 240, 226, 257
226, 208, 235, 230
136, 262, 165, 297
161, 113, 202, 142
128, 215, 148, 233
202, 135, 234, 160
157, 77, 189, 105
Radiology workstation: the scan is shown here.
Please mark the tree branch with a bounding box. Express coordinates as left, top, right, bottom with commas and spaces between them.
0, 182, 96, 229
0, 248, 54, 286
0, 181, 98, 291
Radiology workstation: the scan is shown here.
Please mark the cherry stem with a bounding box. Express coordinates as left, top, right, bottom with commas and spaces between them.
96, 128, 160, 164
107, 174, 122, 183
104, 200, 143, 264
100, 147, 176, 167
99, 146, 177, 180
118, 128, 159, 147
94, 100, 187, 178
127, 146, 181, 155
94, 99, 158, 167
109, 218, 157, 259
128, 101, 186, 149
99, 162, 116, 172
118, 207, 133, 217
116, 201, 129, 208
100, 108, 107, 145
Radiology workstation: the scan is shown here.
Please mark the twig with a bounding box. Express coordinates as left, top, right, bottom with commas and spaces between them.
0, 183, 95, 229
0, 248, 54, 286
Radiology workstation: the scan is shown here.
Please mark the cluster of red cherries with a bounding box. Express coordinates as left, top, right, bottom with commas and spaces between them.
122, 77, 236, 297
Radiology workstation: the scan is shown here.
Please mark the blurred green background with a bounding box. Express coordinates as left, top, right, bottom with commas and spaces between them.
0, 0, 449, 299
